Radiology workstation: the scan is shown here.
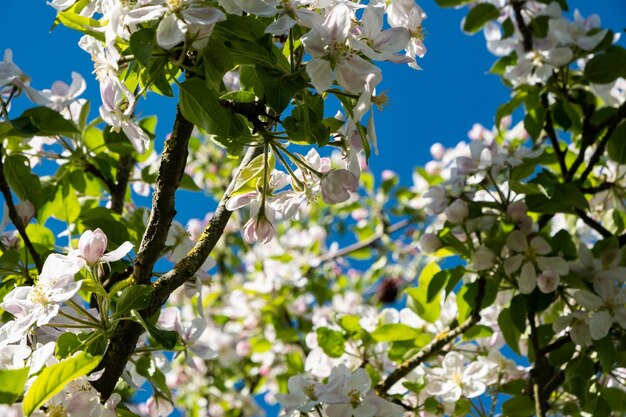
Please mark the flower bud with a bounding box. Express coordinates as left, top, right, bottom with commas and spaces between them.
381, 170, 396, 181
445, 199, 469, 224
78, 228, 108, 265
472, 246, 496, 271
15, 200, 34, 225
430, 143, 445, 160
320, 169, 359, 205
243, 214, 274, 244
507, 201, 528, 223
537, 269, 560, 293
419, 233, 442, 254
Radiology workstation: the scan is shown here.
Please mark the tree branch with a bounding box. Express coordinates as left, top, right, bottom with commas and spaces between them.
92, 145, 262, 400
512, 1, 533, 52
110, 154, 135, 215
133, 107, 194, 286
147, 145, 262, 313
579, 102, 626, 184
92, 106, 193, 399
541, 95, 567, 177
376, 276, 486, 394
0, 144, 42, 277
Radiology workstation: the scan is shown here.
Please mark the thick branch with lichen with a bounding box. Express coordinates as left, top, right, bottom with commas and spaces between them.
376, 276, 486, 395
92, 106, 193, 398
92, 145, 262, 400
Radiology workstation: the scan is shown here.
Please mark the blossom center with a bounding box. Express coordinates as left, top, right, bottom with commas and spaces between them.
348, 389, 363, 408
47, 404, 68, 417
28, 284, 51, 306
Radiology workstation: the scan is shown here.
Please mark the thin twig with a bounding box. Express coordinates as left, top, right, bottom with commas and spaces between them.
579, 102, 626, 183
0, 145, 42, 277
376, 276, 486, 394
318, 219, 411, 263
541, 95, 567, 177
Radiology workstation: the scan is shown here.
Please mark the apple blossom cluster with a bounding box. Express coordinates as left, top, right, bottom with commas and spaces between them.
0, 229, 132, 415
477, 1, 612, 87
44, 0, 428, 244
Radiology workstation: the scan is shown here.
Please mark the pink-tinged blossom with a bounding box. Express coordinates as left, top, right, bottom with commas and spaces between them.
14, 200, 35, 226
504, 230, 569, 294
351, 0, 411, 64
244, 213, 275, 244
426, 352, 497, 403
320, 169, 359, 204
301, 4, 382, 95
264, 0, 322, 36
444, 199, 468, 224
386, 0, 427, 69
0, 49, 27, 89
553, 310, 592, 346
71, 228, 133, 267
537, 269, 559, 293
79, 36, 149, 153
573, 275, 626, 340
549, 9, 607, 51
25, 71, 86, 112
471, 246, 496, 271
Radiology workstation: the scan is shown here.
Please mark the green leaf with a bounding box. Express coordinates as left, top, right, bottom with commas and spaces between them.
524, 106, 546, 141
129, 28, 155, 67
11, 107, 78, 136
2, 154, 41, 207
498, 307, 521, 354
435, 0, 474, 7
601, 387, 626, 411
607, 120, 626, 164
593, 336, 617, 373
23, 352, 100, 416
55, 333, 81, 359
0, 367, 30, 404
24, 224, 55, 253
509, 295, 527, 333
427, 267, 463, 302
57, 11, 105, 42
38, 177, 80, 224
502, 395, 535, 417
463, 4, 500, 34
179, 78, 251, 153
316, 327, 345, 358
462, 324, 494, 341
584, 49, 626, 84
526, 183, 588, 214
339, 315, 362, 333
255, 66, 306, 112
116, 285, 153, 315
130, 310, 178, 350
371, 324, 422, 342
406, 262, 441, 323
134, 356, 172, 399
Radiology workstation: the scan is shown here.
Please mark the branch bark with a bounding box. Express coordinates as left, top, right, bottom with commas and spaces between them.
110, 153, 135, 215
376, 276, 486, 394
92, 106, 193, 399
0, 144, 42, 277
92, 144, 262, 400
